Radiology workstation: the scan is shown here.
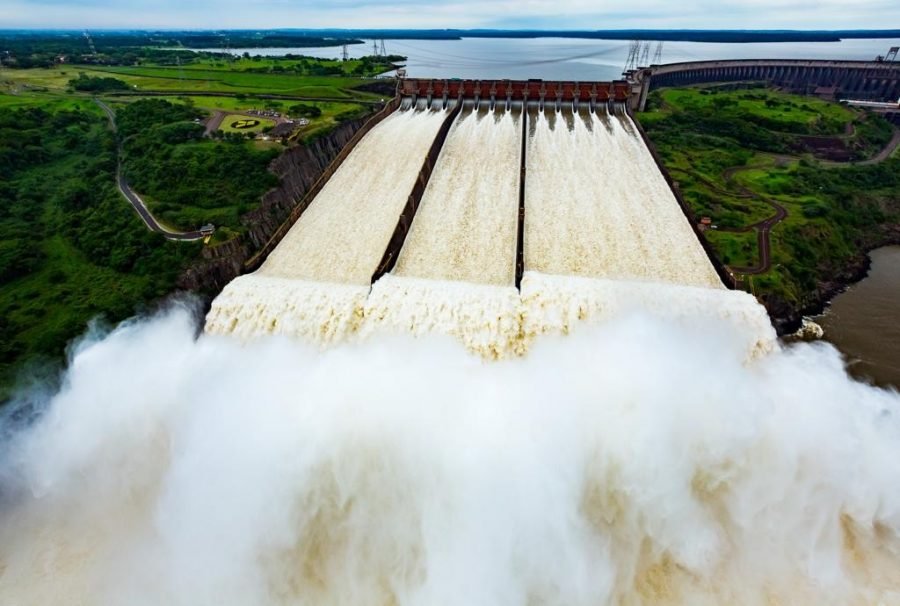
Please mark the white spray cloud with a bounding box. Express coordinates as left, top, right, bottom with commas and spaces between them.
1, 302, 900, 605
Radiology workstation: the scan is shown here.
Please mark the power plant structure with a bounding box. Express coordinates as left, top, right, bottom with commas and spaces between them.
627, 59, 900, 111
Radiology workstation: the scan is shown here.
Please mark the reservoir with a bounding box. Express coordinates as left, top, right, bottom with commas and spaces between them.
817, 246, 900, 390
196, 36, 900, 80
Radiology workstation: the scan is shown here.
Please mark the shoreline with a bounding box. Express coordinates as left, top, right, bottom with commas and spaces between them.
768, 235, 900, 336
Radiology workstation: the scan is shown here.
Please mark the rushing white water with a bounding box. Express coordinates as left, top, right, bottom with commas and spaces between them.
393, 104, 522, 287
525, 107, 722, 289
206, 107, 447, 341
204, 275, 369, 343
260, 107, 447, 285
207, 103, 769, 355
2, 304, 900, 605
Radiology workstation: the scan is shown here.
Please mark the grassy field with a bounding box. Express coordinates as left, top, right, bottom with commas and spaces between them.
638, 85, 900, 322
641, 86, 854, 134
1, 57, 381, 145
1, 64, 385, 100
92, 65, 365, 96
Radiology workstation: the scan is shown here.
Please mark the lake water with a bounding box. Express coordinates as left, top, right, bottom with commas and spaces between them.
197, 37, 900, 80
817, 247, 900, 390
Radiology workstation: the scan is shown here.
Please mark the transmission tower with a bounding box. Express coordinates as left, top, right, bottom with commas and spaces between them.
623, 40, 641, 72
653, 41, 664, 65
175, 40, 186, 83
886, 47, 899, 63
639, 41, 651, 67
380, 39, 387, 57
342, 44, 349, 61
372, 39, 379, 56
83, 30, 97, 56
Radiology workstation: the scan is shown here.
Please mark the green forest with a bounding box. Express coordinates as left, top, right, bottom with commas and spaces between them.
0, 105, 198, 396
118, 99, 280, 237
638, 85, 900, 324
0, 44, 396, 401
0, 98, 288, 399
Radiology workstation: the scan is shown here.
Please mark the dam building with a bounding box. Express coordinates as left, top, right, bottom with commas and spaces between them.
205, 78, 776, 357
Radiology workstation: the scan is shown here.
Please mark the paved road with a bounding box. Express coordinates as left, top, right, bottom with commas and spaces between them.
855, 127, 900, 166
94, 99, 210, 242
680, 126, 899, 277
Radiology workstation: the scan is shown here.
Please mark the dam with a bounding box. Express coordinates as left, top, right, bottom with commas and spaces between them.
206, 79, 774, 355
7, 65, 900, 606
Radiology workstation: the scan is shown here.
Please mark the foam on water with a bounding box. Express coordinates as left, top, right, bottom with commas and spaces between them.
520, 271, 776, 358
204, 275, 368, 344
362, 273, 524, 358
524, 108, 722, 289
260, 108, 447, 285
393, 104, 521, 287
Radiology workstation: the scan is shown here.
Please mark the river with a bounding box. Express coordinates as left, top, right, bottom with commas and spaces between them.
196, 37, 900, 80
817, 247, 900, 390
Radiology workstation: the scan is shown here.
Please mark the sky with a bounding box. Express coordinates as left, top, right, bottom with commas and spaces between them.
0, 0, 898, 30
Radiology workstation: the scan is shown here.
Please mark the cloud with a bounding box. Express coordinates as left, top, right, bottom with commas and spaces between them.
1, 0, 899, 29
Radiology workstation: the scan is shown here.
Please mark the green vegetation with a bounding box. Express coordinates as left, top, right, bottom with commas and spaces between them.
0, 37, 395, 400
639, 85, 900, 321
118, 99, 280, 234
68, 73, 131, 92
0, 105, 198, 397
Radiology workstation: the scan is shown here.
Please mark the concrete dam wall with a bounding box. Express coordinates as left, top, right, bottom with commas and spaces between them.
206, 82, 774, 356
637, 60, 900, 109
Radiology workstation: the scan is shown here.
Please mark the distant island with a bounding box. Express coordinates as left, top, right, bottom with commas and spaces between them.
2, 29, 900, 49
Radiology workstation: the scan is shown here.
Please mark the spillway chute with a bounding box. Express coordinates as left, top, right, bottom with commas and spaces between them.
206, 83, 772, 359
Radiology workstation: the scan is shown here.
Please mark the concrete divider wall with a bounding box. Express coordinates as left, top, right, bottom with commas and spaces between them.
372, 98, 464, 281
515, 108, 527, 288
245, 96, 402, 272
627, 109, 737, 289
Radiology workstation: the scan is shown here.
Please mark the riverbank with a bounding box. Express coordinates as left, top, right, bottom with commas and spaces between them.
771, 232, 900, 335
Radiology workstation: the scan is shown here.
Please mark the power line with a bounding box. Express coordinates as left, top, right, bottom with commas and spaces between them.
83, 30, 97, 56
653, 41, 664, 65
639, 41, 651, 67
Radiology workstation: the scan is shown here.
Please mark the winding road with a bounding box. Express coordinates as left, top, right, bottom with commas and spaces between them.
677, 124, 899, 276
94, 99, 211, 242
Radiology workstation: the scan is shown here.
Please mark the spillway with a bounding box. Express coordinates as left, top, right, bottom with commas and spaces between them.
524, 107, 722, 289
206, 96, 775, 357
392, 103, 522, 286
363, 103, 525, 357
260, 107, 447, 286
205, 106, 448, 343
